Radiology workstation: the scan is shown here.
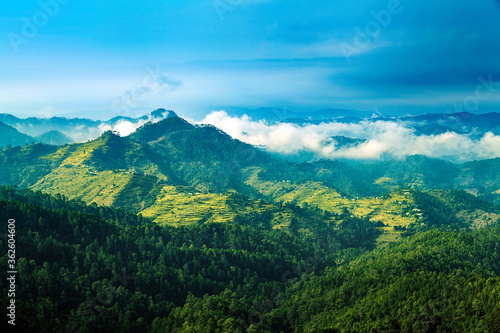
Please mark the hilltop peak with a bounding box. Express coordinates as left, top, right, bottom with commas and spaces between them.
95, 130, 130, 147
129, 116, 193, 143
150, 108, 177, 119
135, 108, 178, 122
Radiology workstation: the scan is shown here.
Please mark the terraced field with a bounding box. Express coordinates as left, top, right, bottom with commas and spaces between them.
141, 186, 303, 229
32, 165, 132, 207
244, 167, 420, 245
140, 186, 238, 226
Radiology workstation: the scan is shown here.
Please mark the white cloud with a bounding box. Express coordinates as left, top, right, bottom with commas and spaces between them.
97, 120, 143, 137
198, 111, 500, 162
96, 111, 175, 138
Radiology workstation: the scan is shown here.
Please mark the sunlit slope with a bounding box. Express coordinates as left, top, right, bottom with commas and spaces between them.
245, 167, 500, 243
30, 132, 164, 211
244, 167, 418, 243
140, 186, 336, 233
31, 165, 161, 211
0, 143, 64, 187
141, 187, 282, 226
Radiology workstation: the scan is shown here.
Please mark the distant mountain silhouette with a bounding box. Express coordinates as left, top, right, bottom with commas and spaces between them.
35, 130, 74, 145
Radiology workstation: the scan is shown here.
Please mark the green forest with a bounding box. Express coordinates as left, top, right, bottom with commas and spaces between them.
1, 185, 500, 332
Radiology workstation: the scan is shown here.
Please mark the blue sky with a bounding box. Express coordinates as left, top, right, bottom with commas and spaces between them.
1, 0, 500, 119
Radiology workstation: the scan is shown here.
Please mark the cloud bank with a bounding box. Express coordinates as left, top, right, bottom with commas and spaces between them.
199, 111, 500, 162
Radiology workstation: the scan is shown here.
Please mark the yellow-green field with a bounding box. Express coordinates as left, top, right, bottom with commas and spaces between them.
31, 136, 160, 211
140, 186, 235, 226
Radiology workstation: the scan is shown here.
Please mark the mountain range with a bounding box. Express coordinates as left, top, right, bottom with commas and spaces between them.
285, 110, 500, 137
0, 108, 177, 146
1, 113, 499, 220
0, 121, 75, 147
2, 109, 499, 149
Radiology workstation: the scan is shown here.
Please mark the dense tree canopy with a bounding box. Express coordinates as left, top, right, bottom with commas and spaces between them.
1, 186, 500, 332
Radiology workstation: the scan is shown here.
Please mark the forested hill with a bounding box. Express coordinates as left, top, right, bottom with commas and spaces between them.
0, 117, 369, 211
1, 186, 500, 332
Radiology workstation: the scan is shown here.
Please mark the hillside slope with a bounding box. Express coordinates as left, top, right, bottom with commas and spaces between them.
0, 121, 37, 147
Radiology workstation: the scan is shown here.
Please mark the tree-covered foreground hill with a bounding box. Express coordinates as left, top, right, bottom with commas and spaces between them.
0, 185, 375, 332
1, 186, 500, 332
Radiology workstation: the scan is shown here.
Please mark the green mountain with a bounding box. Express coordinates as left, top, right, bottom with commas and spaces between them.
0, 121, 37, 147
0, 116, 283, 213
2, 113, 500, 332
2, 116, 499, 203
0, 116, 499, 240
